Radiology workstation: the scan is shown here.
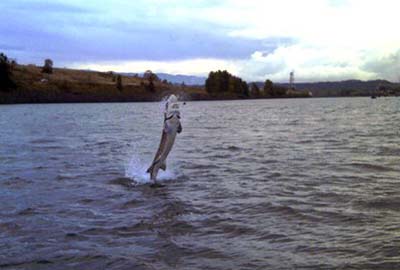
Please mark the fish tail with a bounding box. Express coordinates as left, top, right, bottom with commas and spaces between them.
146, 165, 153, 174
160, 162, 166, 171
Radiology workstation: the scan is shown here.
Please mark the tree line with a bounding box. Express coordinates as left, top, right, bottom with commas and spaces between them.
205, 70, 249, 97
206, 70, 289, 98
252, 80, 288, 97
0, 53, 16, 92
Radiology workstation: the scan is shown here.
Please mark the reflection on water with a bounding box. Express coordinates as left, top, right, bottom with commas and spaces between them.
1, 97, 400, 269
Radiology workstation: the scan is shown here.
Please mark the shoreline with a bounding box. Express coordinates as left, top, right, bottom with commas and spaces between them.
1, 64, 310, 104
1, 95, 394, 106
2, 64, 398, 105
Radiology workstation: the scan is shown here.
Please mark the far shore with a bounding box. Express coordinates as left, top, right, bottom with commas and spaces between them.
1, 63, 399, 104
0, 64, 309, 104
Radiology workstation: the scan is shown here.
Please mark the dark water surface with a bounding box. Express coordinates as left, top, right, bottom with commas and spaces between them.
1, 98, 400, 269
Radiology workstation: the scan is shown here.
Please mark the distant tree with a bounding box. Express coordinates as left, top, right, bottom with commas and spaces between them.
263, 79, 273, 96
42, 59, 53, 74
241, 81, 249, 97
251, 83, 260, 97
116, 75, 123, 91
147, 79, 155, 93
0, 53, 16, 92
205, 71, 217, 93
143, 70, 157, 93
162, 79, 168, 84
220, 70, 230, 92
274, 85, 287, 96
10, 59, 17, 69
143, 70, 159, 82
205, 70, 248, 97
107, 71, 115, 81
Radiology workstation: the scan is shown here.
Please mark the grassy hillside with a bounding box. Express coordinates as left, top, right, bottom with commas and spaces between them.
5, 63, 394, 104
0, 64, 208, 104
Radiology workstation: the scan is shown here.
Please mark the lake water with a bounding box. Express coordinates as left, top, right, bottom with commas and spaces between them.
1, 97, 400, 269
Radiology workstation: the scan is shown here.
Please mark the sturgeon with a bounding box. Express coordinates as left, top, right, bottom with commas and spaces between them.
147, 95, 182, 183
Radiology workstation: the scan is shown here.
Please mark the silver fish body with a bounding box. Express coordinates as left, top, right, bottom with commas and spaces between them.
147, 96, 182, 183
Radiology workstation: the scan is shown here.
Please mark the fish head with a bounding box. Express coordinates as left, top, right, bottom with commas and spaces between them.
165, 95, 182, 131
165, 94, 180, 119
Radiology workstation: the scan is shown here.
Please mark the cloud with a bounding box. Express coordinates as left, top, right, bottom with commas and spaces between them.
0, 0, 399, 82
0, 44, 25, 52
72, 58, 241, 76
362, 50, 400, 82
0, 1, 270, 63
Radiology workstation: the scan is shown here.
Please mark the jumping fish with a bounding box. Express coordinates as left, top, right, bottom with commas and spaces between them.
147, 95, 182, 183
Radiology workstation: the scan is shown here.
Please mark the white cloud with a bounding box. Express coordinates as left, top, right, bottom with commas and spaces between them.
185, 0, 400, 81
73, 58, 241, 76
62, 0, 400, 82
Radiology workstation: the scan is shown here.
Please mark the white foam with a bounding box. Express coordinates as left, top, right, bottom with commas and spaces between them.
124, 95, 183, 185
124, 154, 177, 184
159, 94, 185, 115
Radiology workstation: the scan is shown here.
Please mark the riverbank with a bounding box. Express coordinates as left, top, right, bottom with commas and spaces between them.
1, 64, 312, 104
0, 64, 210, 104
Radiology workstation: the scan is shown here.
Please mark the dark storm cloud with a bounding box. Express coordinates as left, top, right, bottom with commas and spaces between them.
67, 25, 268, 61
1, 23, 268, 64
362, 50, 400, 81
0, 0, 276, 65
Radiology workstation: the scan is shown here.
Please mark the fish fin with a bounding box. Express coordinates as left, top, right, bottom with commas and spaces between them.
146, 164, 153, 173
147, 158, 163, 173
160, 162, 166, 171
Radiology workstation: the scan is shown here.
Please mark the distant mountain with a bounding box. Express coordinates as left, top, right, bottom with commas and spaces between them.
255, 79, 400, 97
155, 73, 206, 85
119, 71, 400, 96
118, 72, 206, 85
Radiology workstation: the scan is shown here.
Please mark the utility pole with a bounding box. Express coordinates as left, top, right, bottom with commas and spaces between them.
289, 71, 295, 89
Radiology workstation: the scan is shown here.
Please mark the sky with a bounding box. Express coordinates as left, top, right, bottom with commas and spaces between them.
1, 0, 399, 82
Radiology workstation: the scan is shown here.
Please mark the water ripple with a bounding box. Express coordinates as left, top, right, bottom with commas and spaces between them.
1, 98, 400, 269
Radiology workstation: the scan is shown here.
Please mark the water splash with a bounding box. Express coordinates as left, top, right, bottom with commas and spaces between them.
124, 95, 184, 184
158, 95, 169, 114
124, 153, 177, 184
159, 94, 187, 115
